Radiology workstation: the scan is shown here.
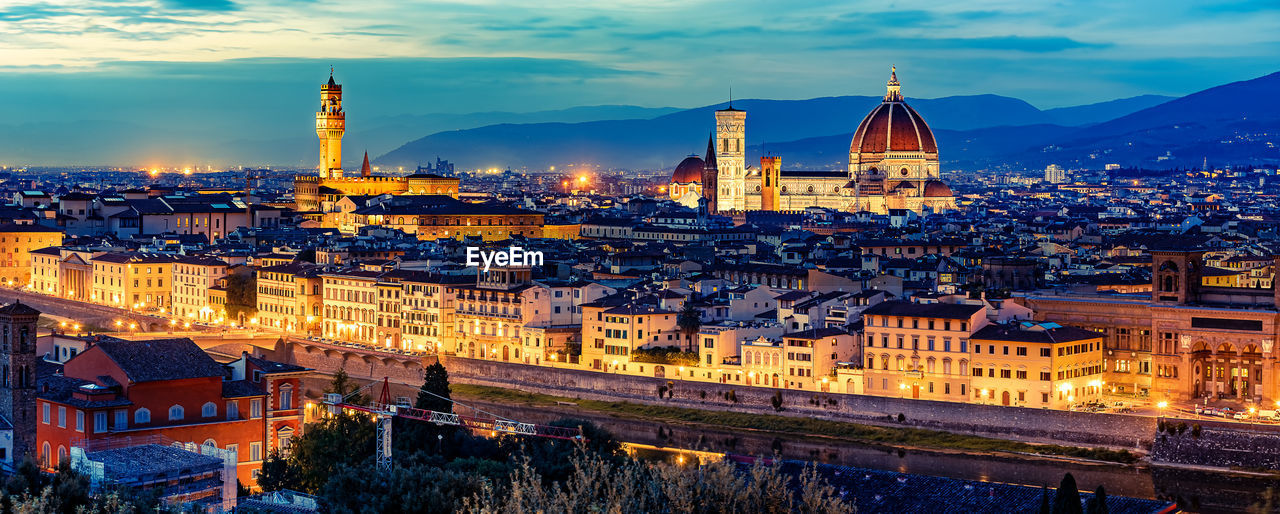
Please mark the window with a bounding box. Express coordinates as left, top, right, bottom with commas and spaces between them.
168, 405, 184, 421
58, 406, 66, 428
202, 402, 217, 418
42, 402, 49, 424
251, 399, 263, 418
1016, 347, 1027, 356
280, 384, 293, 410
75, 410, 84, 432
114, 409, 127, 429
135, 408, 151, 424
94, 412, 107, 433
279, 427, 294, 453
250, 442, 263, 461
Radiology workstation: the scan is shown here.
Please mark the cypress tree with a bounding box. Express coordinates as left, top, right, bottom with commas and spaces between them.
1052, 473, 1083, 514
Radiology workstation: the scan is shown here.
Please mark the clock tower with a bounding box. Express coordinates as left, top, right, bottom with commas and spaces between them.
316, 69, 346, 178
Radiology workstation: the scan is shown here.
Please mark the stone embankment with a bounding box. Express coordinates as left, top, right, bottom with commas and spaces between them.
439, 355, 1156, 450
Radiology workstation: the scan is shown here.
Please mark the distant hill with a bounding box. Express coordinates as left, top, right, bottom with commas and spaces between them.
377, 94, 1081, 170
679, 73, 1280, 171
376, 85, 1228, 171
1024, 71, 1280, 168
1042, 95, 1174, 126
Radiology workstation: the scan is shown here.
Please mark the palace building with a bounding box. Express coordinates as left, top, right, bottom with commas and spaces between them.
1021, 249, 1280, 406
674, 68, 956, 215
294, 71, 460, 213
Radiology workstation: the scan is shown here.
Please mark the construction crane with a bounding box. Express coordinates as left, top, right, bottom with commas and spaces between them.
323, 378, 585, 471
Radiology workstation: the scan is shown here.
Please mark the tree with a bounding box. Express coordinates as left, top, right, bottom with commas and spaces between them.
1085, 485, 1109, 514
260, 370, 376, 493
325, 368, 367, 405
225, 272, 258, 322
1039, 486, 1052, 514
398, 362, 457, 454
416, 362, 452, 412
677, 302, 703, 352
1052, 473, 1083, 514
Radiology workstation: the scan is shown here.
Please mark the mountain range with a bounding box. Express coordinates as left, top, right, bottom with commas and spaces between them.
378, 72, 1280, 172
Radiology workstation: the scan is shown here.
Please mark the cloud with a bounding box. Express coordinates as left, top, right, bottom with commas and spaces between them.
0, 3, 76, 21
816, 35, 1107, 53
160, 0, 239, 11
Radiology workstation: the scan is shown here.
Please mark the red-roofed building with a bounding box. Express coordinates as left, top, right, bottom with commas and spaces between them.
36, 338, 312, 489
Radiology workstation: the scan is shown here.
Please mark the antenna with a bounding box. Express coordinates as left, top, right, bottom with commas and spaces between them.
729, 86, 733, 109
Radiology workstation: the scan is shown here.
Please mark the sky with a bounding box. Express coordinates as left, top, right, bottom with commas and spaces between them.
1, 0, 1278, 165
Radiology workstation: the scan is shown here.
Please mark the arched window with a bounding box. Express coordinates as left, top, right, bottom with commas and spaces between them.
168, 405, 184, 421
135, 408, 151, 424
202, 402, 217, 418
57, 446, 66, 466
41, 442, 50, 468
959, 359, 969, 375
896, 355, 905, 371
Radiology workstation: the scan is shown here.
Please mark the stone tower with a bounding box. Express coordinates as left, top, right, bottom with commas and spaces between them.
1152, 249, 1204, 304
760, 155, 781, 211
715, 104, 746, 212
316, 70, 346, 179
0, 302, 39, 461
702, 132, 718, 213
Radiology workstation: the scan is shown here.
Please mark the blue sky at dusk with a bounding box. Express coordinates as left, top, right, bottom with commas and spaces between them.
1, 0, 1278, 165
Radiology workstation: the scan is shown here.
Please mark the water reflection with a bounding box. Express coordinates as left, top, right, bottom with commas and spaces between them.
463, 399, 1278, 513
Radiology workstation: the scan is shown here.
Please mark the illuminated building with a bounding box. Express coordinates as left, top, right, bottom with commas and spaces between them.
1022, 251, 1280, 404
862, 301, 987, 402
711, 68, 955, 214
256, 263, 323, 335
450, 265, 534, 361
0, 224, 63, 287
335, 195, 544, 242
172, 257, 230, 322
580, 302, 679, 371
294, 72, 460, 213
36, 338, 311, 488
88, 253, 176, 309
320, 270, 382, 344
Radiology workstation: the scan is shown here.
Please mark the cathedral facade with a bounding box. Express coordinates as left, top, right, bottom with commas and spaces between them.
672, 69, 956, 215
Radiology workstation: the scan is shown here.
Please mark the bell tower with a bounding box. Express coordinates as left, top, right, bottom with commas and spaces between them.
316, 69, 346, 179
1152, 249, 1204, 304
760, 155, 781, 211
715, 103, 746, 212
0, 301, 38, 461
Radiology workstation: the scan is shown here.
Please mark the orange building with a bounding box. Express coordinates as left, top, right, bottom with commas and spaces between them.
37, 338, 311, 488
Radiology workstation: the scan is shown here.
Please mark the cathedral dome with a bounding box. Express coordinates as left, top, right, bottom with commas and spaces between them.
850, 68, 938, 157
671, 155, 706, 184
923, 180, 953, 197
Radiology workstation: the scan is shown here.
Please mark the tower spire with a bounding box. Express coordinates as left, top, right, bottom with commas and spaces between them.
885, 65, 902, 102
361, 150, 371, 177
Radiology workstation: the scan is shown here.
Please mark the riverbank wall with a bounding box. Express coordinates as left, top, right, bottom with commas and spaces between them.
1151, 418, 1280, 469
439, 355, 1156, 450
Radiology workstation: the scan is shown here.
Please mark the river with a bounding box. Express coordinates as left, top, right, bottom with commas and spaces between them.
305, 376, 1277, 513
456, 398, 1279, 513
